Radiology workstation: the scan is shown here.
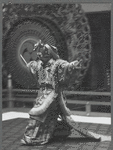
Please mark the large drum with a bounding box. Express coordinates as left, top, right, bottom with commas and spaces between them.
3, 3, 91, 89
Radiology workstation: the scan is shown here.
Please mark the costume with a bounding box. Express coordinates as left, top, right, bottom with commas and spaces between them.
21, 42, 101, 145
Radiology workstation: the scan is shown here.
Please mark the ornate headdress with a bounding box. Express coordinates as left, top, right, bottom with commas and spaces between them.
33, 40, 59, 60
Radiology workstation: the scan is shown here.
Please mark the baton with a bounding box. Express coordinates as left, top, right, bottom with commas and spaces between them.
20, 54, 28, 66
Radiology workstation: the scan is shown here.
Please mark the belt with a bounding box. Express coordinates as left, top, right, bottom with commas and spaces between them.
40, 83, 53, 90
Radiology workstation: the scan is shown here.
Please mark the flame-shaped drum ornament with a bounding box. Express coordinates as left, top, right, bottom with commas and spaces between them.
3, 3, 91, 89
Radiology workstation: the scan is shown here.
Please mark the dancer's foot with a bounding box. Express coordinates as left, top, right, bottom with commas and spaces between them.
20, 139, 27, 145
87, 131, 111, 142
87, 131, 101, 140
20, 136, 32, 145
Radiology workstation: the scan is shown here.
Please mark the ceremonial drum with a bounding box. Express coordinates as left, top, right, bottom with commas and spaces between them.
3, 3, 91, 89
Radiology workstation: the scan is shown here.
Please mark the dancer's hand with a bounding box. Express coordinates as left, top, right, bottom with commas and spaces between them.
27, 61, 37, 68
27, 61, 38, 74
69, 59, 83, 70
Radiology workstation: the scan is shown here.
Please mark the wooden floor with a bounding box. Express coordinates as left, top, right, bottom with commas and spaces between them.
2, 117, 112, 150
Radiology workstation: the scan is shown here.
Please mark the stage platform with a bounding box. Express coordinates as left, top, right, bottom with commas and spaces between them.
2, 108, 112, 150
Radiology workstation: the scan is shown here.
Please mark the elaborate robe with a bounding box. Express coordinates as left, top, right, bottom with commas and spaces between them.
21, 58, 101, 145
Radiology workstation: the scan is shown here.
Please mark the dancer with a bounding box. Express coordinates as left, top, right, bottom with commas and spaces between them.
21, 40, 104, 145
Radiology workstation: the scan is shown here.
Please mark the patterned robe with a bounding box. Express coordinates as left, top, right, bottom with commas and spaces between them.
21, 58, 100, 145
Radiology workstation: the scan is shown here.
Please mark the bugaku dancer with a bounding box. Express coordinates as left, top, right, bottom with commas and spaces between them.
21, 40, 107, 145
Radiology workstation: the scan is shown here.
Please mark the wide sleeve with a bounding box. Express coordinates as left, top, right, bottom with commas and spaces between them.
58, 59, 82, 86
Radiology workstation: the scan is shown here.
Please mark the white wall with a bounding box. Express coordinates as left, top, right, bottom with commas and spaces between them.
81, 3, 111, 12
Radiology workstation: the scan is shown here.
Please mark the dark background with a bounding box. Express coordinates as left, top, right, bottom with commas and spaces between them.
79, 11, 111, 92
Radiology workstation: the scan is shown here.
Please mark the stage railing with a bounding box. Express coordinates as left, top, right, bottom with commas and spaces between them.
2, 88, 111, 117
